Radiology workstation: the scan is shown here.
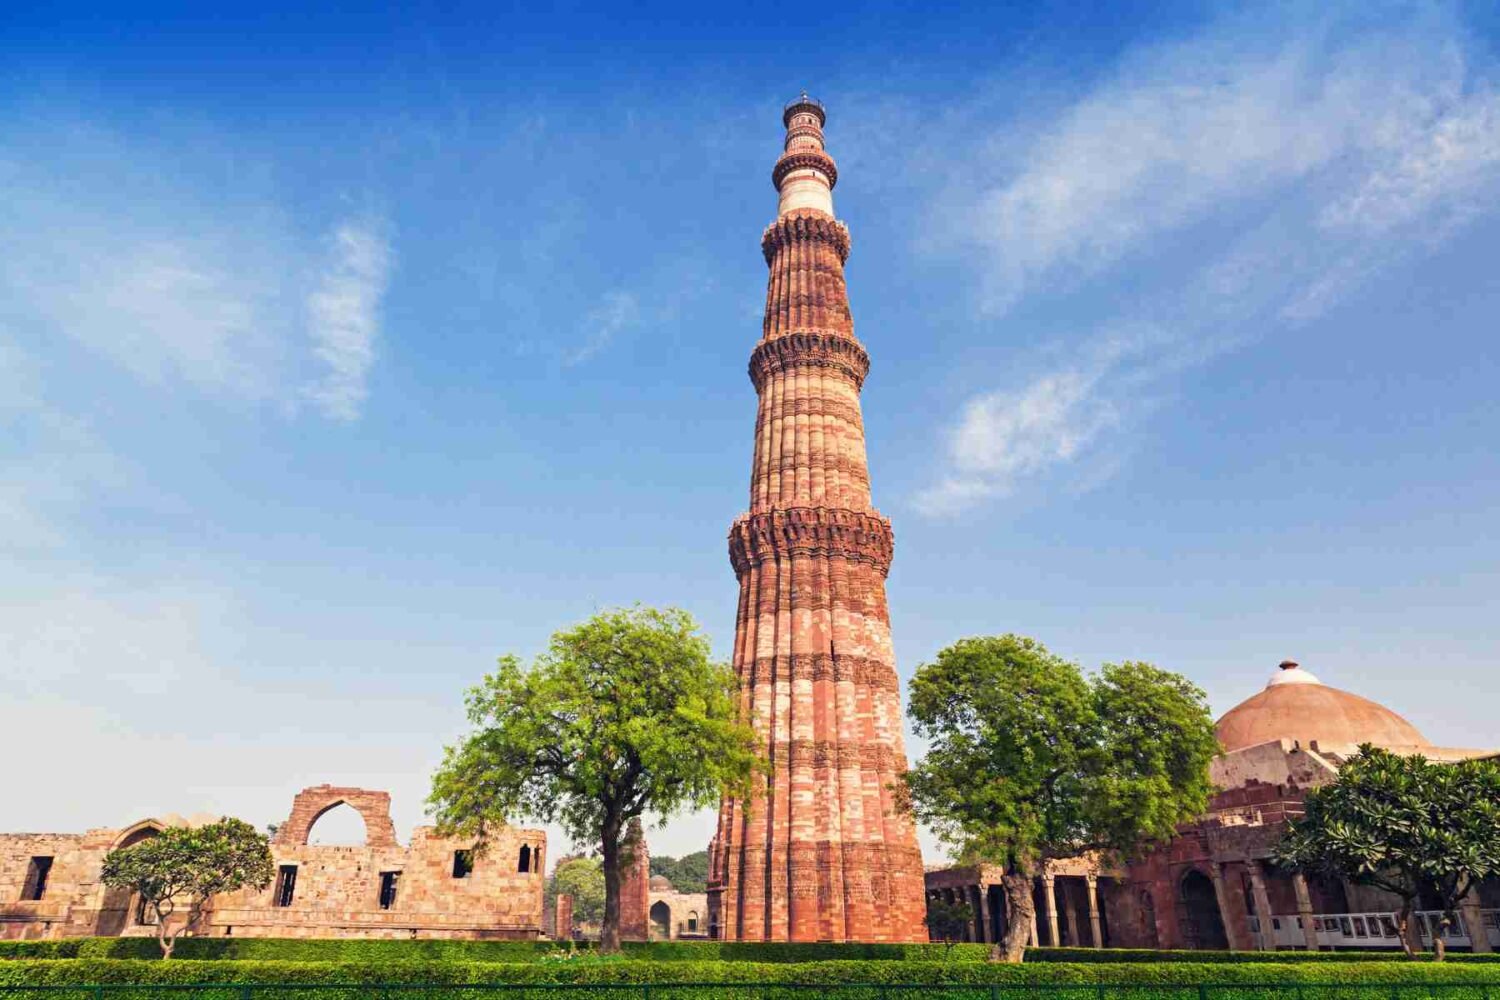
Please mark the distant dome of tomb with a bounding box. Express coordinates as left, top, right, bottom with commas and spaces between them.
1214, 660, 1430, 753
648, 874, 674, 891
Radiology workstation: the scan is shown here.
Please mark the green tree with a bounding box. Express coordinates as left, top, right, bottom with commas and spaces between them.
547, 856, 606, 933
428, 606, 760, 953
925, 897, 973, 953
99, 818, 273, 958
1273, 745, 1500, 960
650, 850, 710, 894
903, 635, 1219, 962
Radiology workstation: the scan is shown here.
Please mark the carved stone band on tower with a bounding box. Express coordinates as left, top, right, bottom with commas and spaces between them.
706, 94, 928, 943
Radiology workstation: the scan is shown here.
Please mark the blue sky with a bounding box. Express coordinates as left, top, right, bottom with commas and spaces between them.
3, 1, 1498, 862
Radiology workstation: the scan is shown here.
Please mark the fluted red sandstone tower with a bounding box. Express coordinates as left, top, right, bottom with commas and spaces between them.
707, 95, 926, 942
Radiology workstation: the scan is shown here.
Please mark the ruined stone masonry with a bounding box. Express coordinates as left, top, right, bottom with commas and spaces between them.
0, 785, 545, 941
707, 95, 927, 943
617, 818, 650, 943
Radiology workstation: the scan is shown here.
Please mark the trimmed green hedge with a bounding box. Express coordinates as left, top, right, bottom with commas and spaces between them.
0, 939, 994, 962
3, 958, 1500, 989
4, 939, 1499, 963
1027, 948, 1500, 963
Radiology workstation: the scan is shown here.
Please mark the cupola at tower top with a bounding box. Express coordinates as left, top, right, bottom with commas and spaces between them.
773, 93, 837, 217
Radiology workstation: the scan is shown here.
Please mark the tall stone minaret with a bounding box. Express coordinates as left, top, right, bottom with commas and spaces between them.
707, 95, 926, 943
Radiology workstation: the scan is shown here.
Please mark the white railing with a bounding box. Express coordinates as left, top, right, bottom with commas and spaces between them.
1248, 909, 1500, 950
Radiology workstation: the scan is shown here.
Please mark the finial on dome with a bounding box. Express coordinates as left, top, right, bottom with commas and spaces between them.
1267, 659, 1321, 687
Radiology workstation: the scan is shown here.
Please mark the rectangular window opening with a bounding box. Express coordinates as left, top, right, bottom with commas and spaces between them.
452, 850, 474, 879
21, 857, 53, 901
379, 871, 400, 910
274, 865, 298, 907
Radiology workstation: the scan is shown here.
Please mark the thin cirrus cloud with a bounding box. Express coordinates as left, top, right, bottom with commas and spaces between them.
916, 7, 1500, 516
562, 290, 641, 366
303, 219, 394, 422
0, 123, 392, 422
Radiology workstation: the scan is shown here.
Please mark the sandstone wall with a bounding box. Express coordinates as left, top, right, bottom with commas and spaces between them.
0, 786, 545, 941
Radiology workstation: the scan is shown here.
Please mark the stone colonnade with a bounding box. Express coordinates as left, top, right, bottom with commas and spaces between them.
923, 871, 1113, 948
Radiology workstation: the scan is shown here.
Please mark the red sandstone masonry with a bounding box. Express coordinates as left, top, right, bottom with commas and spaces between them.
709, 98, 927, 943
617, 818, 650, 942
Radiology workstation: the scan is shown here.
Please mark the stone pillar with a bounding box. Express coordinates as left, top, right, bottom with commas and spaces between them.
1085, 875, 1103, 948
554, 894, 574, 941
618, 819, 650, 943
1246, 861, 1276, 951
1062, 879, 1081, 947
1209, 861, 1250, 951
1041, 873, 1060, 947
976, 883, 993, 946
1460, 887, 1492, 954
1291, 872, 1320, 952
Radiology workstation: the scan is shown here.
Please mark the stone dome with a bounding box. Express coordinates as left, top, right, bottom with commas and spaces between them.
648, 874, 674, 891
1215, 660, 1430, 753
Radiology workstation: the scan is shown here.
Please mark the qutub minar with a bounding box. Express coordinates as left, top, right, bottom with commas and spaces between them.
706, 95, 928, 942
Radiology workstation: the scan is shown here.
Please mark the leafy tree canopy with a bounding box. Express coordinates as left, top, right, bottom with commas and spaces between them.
903, 635, 1219, 961
99, 818, 273, 958
428, 606, 759, 952
548, 856, 606, 929
1274, 745, 1500, 959
650, 850, 710, 894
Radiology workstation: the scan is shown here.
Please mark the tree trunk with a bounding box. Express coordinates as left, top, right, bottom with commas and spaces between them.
154, 903, 176, 960
1396, 899, 1418, 959
998, 873, 1035, 963
599, 818, 622, 954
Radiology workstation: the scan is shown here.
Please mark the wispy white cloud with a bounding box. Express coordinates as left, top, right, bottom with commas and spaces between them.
0, 125, 395, 422
563, 290, 640, 366
0, 343, 125, 552
915, 330, 1170, 516
303, 219, 393, 421
921, 6, 1500, 514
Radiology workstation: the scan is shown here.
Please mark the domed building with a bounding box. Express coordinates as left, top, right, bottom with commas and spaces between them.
1215, 661, 1430, 754
924, 661, 1499, 953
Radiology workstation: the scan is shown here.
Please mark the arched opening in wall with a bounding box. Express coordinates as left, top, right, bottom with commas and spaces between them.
1179, 870, 1228, 951
649, 901, 672, 941
686, 910, 699, 934
97, 824, 163, 936
518, 844, 531, 873
306, 802, 367, 845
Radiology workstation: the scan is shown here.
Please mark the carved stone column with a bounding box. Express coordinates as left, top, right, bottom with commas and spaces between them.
975, 884, 991, 945
1085, 874, 1103, 948
1062, 879, 1081, 946
1041, 873, 1060, 947
1460, 887, 1492, 954
1208, 861, 1250, 951
1291, 872, 1320, 951
1245, 860, 1276, 950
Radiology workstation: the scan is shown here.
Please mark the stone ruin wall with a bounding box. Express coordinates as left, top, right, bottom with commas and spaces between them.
1, 831, 116, 939
0, 785, 545, 941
